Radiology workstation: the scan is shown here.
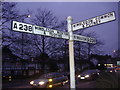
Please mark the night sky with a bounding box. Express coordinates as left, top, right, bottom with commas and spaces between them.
4, 0, 119, 55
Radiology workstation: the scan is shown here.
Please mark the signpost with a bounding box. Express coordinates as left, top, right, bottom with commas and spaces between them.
12, 11, 116, 89
67, 16, 75, 89
72, 12, 116, 31
12, 21, 96, 43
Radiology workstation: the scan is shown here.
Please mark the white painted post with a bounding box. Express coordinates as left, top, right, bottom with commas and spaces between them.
67, 16, 75, 89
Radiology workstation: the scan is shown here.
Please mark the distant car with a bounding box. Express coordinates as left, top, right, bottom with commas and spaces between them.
105, 67, 116, 73
115, 67, 120, 72
77, 69, 100, 80
30, 72, 68, 88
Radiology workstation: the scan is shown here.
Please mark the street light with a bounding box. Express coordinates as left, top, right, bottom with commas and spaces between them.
113, 50, 116, 53
21, 14, 31, 22
27, 14, 31, 18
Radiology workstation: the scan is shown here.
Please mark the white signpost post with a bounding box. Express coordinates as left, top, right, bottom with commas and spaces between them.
67, 16, 75, 89
12, 11, 115, 89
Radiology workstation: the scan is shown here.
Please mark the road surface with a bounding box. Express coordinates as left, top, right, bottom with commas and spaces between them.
2, 79, 96, 88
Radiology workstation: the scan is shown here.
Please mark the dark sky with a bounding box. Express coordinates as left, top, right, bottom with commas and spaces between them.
15, 2, 118, 55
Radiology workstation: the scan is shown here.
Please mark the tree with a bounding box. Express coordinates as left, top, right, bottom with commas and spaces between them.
112, 49, 120, 58
31, 8, 59, 53
2, 3, 22, 54
84, 31, 104, 59
1, 2, 20, 47
75, 31, 104, 59
73, 30, 104, 71
54, 20, 69, 71
1, 2, 24, 59
30, 8, 65, 72
1, 2, 38, 60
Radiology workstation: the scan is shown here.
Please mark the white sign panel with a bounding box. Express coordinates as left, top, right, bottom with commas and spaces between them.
72, 12, 116, 31
12, 21, 33, 33
73, 34, 96, 44
117, 61, 120, 65
33, 25, 69, 39
12, 21, 69, 39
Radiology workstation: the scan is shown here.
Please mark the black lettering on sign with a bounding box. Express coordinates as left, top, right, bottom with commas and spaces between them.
100, 16, 104, 19
58, 31, 62, 38
73, 24, 76, 27
77, 36, 79, 40
86, 20, 92, 27
87, 38, 90, 42
24, 25, 27, 31
35, 26, 38, 29
104, 14, 107, 18
13, 23, 18, 29
96, 17, 101, 24
110, 12, 113, 16
79, 22, 82, 27
29, 26, 32, 31
74, 36, 76, 39
82, 21, 86, 28
19, 24, 23, 30
78, 37, 81, 40
64, 32, 69, 36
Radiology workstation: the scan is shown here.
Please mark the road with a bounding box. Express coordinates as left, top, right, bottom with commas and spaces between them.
61, 80, 95, 88
2, 71, 120, 89
2, 79, 96, 88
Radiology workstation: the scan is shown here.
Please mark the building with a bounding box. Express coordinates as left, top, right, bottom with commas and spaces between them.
2, 46, 41, 78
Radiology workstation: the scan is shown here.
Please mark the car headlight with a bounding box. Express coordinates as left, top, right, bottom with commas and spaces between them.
39, 81, 45, 85
77, 75, 81, 78
110, 70, 112, 72
85, 75, 89, 78
65, 80, 68, 83
49, 85, 53, 88
30, 81, 34, 85
48, 79, 53, 82
97, 73, 100, 75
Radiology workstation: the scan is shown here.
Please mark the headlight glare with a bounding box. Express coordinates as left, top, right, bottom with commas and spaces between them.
49, 79, 53, 82
85, 75, 89, 78
39, 81, 45, 85
110, 70, 112, 72
78, 75, 81, 78
49, 85, 53, 88
30, 81, 34, 85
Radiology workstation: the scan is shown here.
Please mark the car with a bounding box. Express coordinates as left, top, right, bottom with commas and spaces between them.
77, 69, 100, 80
115, 67, 120, 72
30, 72, 69, 88
105, 67, 117, 73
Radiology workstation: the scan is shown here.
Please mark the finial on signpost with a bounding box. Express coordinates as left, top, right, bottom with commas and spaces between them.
67, 16, 73, 40
67, 16, 73, 21
67, 16, 73, 31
